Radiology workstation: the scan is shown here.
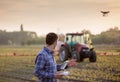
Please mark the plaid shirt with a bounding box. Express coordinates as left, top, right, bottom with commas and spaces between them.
34, 47, 62, 82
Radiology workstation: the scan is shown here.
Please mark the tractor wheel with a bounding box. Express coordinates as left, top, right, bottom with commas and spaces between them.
80, 56, 84, 62
59, 46, 69, 62
72, 51, 80, 62
89, 51, 96, 62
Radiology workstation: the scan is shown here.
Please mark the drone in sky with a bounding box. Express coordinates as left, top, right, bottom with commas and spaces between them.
101, 11, 110, 17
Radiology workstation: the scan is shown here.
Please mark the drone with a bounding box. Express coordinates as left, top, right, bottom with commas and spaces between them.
101, 11, 110, 17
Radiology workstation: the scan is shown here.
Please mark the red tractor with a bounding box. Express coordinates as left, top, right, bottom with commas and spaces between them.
59, 33, 96, 62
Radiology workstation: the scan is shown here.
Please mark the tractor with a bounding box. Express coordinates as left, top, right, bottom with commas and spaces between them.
59, 33, 96, 62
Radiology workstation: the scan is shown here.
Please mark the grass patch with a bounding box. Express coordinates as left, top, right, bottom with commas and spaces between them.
0, 45, 120, 82
0, 55, 120, 82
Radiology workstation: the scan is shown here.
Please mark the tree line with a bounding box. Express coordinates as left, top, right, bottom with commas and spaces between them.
0, 27, 120, 45
0, 30, 44, 45
91, 27, 120, 45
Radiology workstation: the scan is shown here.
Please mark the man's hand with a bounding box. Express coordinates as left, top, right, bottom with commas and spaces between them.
54, 71, 64, 78
67, 59, 77, 67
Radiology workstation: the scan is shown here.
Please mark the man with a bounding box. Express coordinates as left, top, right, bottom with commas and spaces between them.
34, 32, 77, 82
55, 40, 64, 55
55, 36, 64, 55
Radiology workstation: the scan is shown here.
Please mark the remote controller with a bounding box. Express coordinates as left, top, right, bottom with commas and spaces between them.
59, 71, 69, 75
60, 60, 69, 70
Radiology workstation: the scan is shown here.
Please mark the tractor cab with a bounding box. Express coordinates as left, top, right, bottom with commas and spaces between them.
65, 33, 93, 49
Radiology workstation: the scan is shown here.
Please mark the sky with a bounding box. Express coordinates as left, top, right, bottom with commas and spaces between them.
0, 0, 120, 36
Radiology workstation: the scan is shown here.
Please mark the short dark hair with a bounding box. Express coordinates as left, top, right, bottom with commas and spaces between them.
46, 32, 58, 45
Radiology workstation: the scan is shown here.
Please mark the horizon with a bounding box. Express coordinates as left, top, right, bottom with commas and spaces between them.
0, 25, 119, 36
